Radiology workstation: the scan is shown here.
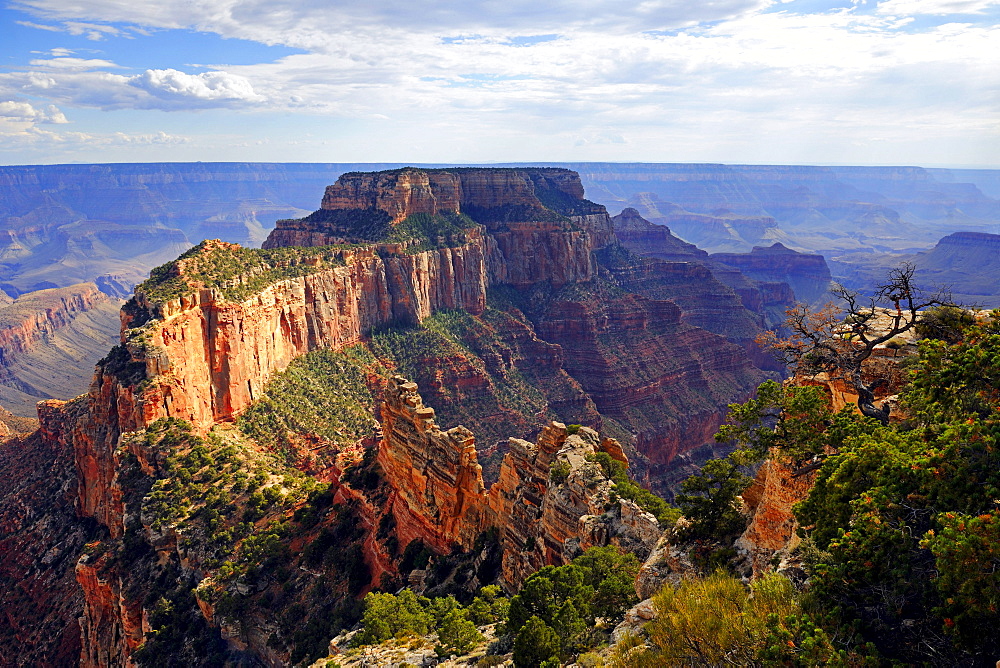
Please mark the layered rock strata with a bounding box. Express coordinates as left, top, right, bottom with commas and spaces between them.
0, 284, 122, 416
0, 283, 112, 367
610, 207, 796, 340
265, 167, 611, 287
378, 376, 489, 553
711, 243, 834, 306
378, 375, 661, 589
38, 236, 493, 532
533, 291, 766, 470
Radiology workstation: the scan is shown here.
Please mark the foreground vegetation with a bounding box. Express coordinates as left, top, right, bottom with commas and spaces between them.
652, 309, 1000, 664
342, 546, 641, 667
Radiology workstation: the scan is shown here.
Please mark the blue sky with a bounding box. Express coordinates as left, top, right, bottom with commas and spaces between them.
0, 0, 998, 167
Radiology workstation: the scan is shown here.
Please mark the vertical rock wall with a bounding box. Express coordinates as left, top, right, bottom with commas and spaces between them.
378, 375, 661, 590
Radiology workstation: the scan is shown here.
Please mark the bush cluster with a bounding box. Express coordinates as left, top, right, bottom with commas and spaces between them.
351, 586, 507, 656
505, 546, 640, 667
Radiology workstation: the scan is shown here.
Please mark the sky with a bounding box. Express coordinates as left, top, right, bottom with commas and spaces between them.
0, 0, 998, 167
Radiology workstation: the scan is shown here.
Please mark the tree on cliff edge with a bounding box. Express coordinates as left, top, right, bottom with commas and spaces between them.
758, 263, 956, 425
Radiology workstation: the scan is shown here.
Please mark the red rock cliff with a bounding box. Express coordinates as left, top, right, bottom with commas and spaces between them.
37, 236, 491, 534
377, 375, 661, 590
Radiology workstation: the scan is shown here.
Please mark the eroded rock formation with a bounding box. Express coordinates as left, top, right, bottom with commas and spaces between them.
735, 457, 817, 578
378, 375, 661, 590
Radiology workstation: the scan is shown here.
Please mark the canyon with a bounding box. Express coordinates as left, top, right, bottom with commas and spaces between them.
0, 284, 121, 416
1, 161, 997, 413
0, 163, 986, 666
0, 167, 782, 665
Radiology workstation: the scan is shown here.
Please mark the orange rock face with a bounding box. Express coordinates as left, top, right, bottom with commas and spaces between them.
76, 551, 143, 668
378, 375, 489, 554
320, 169, 462, 223
137, 239, 490, 429
377, 375, 661, 589
736, 456, 817, 578
36, 234, 495, 531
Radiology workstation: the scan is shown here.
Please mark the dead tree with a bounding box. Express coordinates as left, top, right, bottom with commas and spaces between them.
758, 263, 955, 425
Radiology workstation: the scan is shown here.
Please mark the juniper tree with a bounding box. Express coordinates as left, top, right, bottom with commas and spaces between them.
758, 263, 956, 425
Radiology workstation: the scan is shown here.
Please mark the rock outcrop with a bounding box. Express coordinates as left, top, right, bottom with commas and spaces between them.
908, 231, 1000, 307
377, 375, 662, 590
611, 207, 707, 262
378, 376, 489, 554
735, 457, 817, 578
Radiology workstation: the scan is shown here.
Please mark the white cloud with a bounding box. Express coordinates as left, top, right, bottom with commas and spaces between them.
130, 69, 264, 103
876, 0, 1000, 14
0, 65, 264, 111
15, 20, 62, 32
4, 0, 999, 165
0, 99, 187, 152
0, 100, 68, 124
64, 20, 122, 40
28, 56, 121, 70
12, 0, 775, 39
0, 125, 188, 148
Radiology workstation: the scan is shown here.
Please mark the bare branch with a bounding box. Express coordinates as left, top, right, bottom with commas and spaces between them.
758, 264, 963, 425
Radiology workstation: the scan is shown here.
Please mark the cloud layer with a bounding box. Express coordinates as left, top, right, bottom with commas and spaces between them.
2, 0, 998, 165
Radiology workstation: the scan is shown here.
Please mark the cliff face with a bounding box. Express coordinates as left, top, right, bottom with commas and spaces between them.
611, 207, 707, 263
0, 283, 111, 367
377, 375, 661, 590
532, 291, 765, 471
140, 240, 488, 426
0, 283, 121, 416
37, 237, 493, 533
908, 231, 1000, 307
0, 430, 94, 666
378, 376, 489, 553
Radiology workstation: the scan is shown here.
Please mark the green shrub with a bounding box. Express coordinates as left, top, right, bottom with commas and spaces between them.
352, 590, 433, 646
549, 460, 571, 485
513, 616, 560, 668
